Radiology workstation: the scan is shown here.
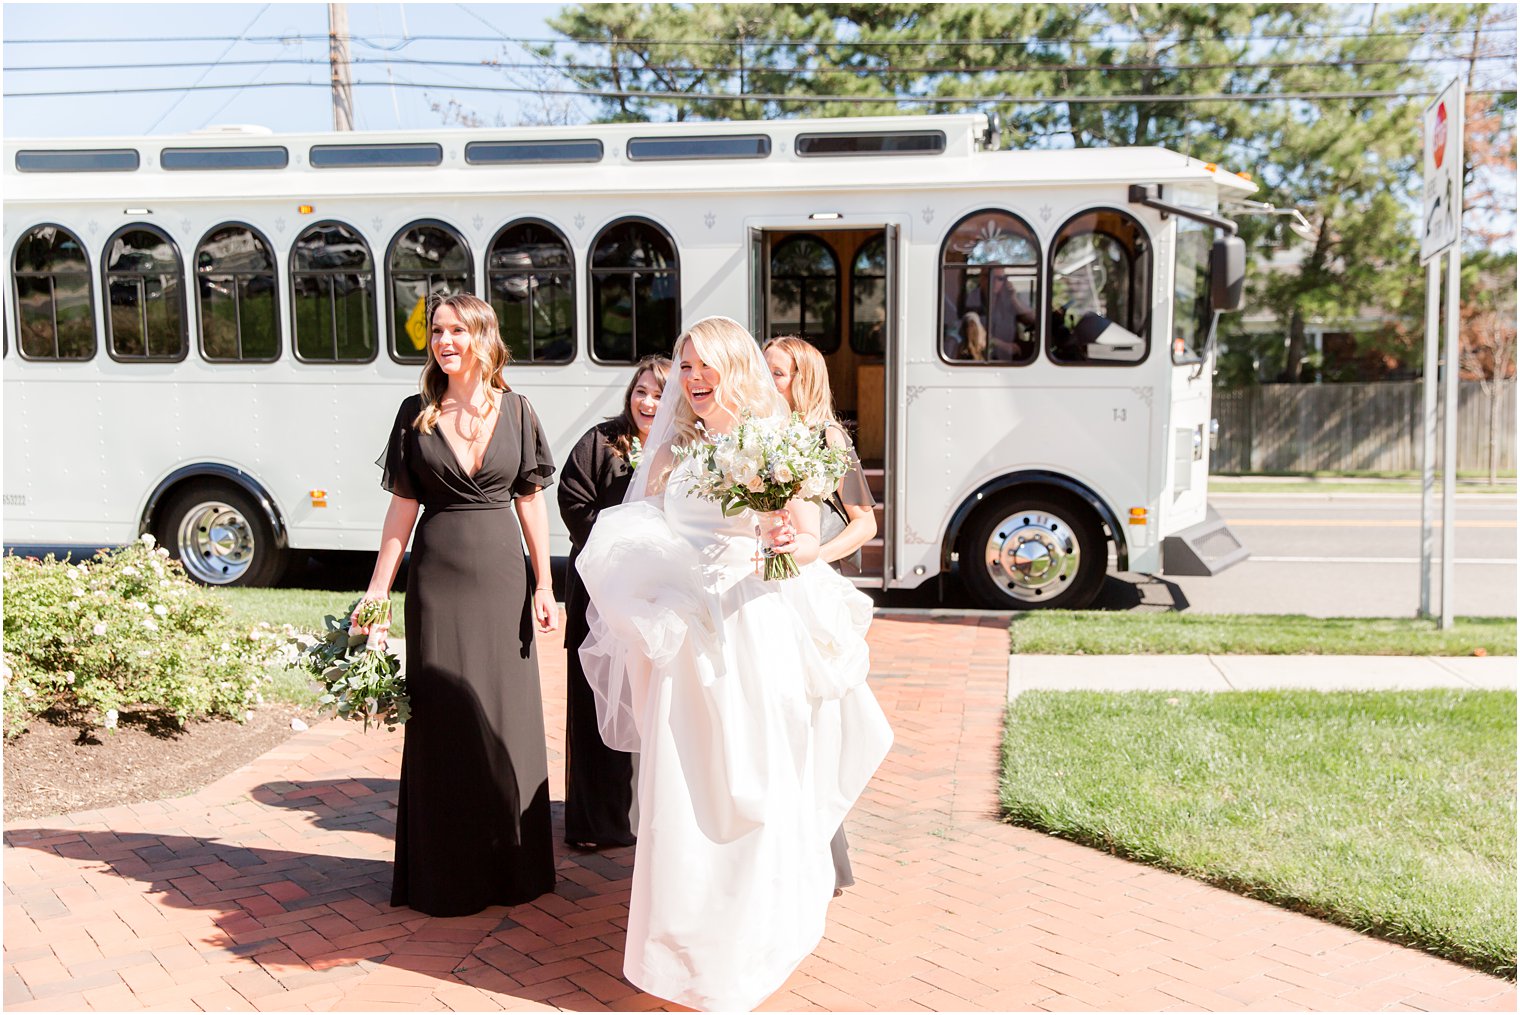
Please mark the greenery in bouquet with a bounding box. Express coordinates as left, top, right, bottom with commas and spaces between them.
304, 598, 409, 731
676, 413, 850, 580
1, 535, 297, 739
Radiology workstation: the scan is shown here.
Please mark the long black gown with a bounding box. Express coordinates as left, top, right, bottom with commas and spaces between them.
378, 391, 557, 917
557, 420, 637, 848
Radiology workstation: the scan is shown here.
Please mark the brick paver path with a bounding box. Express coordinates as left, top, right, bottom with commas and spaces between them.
5, 614, 1514, 1012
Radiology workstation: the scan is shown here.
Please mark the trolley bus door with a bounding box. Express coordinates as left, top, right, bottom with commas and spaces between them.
748, 227, 769, 337
881, 223, 899, 585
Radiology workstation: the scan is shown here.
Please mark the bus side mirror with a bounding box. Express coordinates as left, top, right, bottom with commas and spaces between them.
1211, 236, 1246, 312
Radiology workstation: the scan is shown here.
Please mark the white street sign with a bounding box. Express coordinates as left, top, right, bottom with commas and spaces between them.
1421, 78, 1464, 263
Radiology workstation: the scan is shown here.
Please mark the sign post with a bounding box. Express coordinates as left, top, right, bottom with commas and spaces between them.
1419, 78, 1463, 628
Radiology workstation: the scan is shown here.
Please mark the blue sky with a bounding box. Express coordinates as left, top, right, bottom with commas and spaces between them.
2, 3, 570, 138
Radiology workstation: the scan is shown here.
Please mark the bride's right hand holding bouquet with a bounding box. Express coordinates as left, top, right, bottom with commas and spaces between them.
675, 412, 850, 580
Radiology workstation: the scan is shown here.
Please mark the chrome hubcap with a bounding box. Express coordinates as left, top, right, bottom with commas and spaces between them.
984, 510, 1080, 602
177, 501, 255, 584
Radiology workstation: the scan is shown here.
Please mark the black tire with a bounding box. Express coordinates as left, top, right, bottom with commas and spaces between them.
154, 482, 288, 587
958, 491, 1107, 610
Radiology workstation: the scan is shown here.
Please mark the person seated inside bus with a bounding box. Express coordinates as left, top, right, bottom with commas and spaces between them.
943, 269, 1036, 362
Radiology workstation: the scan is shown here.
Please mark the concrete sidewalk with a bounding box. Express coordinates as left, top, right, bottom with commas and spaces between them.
4, 616, 1515, 1012
1010, 653, 1518, 698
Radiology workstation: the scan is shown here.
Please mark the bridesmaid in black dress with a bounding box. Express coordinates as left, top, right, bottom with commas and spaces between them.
558, 354, 670, 849
356, 292, 559, 917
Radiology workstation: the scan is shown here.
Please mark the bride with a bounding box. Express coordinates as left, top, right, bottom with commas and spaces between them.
575, 316, 893, 1012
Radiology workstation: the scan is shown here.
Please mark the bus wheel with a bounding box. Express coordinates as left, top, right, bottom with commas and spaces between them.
960, 494, 1106, 610
156, 483, 287, 587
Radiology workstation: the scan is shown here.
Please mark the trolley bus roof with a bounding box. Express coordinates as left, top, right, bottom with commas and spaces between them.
4, 113, 1257, 201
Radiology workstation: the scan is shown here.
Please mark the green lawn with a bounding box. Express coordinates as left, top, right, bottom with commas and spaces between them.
1009, 612, 1515, 656
1000, 689, 1517, 976
207, 588, 407, 638
1211, 479, 1517, 494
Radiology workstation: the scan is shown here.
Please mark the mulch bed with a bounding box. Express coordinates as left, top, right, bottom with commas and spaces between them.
3, 704, 324, 822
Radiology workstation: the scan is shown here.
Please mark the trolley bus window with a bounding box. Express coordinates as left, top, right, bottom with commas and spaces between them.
103, 225, 187, 362
939, 210, 1039, 365
850, 237, 886, 357
1048, 209, 1151, 366
196, 224, 278, 362
1172, 218, 1213, 363
489, 220, 574, 364
290, 222, 376, 363
12, 224, 95, 360
590, 218, 680, 363
769, 235, 839, 352
387, 221, 474, 363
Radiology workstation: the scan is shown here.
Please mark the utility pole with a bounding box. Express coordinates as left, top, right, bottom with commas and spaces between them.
328, 3, 355, 131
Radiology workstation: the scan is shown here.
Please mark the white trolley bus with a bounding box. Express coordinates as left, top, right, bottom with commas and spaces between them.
3, 112, 1250, 609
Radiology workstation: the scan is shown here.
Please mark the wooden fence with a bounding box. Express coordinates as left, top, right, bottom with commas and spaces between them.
1211, 380, 1516, 474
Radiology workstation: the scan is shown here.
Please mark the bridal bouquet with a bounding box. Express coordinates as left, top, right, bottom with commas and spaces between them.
676, 413, 851, 580
302, 598, 409, 731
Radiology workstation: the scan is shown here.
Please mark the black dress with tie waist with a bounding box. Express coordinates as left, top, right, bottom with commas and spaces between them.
377, 391, 557, 916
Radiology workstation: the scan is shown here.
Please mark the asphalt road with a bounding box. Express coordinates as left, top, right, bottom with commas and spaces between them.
872, 490, 1517, 617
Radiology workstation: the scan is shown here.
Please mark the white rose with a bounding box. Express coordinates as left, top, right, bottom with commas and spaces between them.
153, 605, 167, 616
66, 568, 80, 580
745, 474, 765, 493
156, 548, 170, 558
72, 587, 86, 598
92, 623, 108, 636
772, 462, 793, 484
143, 618, 158, 631
801, 475, 831, 499
120, 566, 138, 577
139, 533, 156, 548
104, 709, 118, 729
63, 671, 76, 685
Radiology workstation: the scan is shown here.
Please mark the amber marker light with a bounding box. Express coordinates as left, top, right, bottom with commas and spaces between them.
309, 489, 328, 508
1203, 162, 1217, 172
1128, 507, 1148, 526
298, 204, 315, 214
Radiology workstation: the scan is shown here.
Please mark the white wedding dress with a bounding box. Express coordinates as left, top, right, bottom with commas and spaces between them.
576, 453, 893, 1012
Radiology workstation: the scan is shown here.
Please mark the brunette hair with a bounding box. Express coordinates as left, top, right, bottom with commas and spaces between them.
762, 335, 839, 429
413, 293, 511, 434
607, 354, 672, 460
671, 316, 788, 447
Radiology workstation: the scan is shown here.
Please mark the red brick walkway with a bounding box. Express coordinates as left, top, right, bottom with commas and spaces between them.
4, 615, 1514, 1012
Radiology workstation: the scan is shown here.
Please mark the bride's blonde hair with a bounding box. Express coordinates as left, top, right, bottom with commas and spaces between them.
671, 316, 787, 447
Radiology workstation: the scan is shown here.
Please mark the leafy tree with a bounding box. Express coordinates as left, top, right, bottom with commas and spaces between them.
510, 3, 1514, 386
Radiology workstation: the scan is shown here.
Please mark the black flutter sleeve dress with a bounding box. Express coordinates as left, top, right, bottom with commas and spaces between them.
377, 391, 558, 916
557, 420, 637, 848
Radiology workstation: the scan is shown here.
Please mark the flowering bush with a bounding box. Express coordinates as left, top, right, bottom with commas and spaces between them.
1, 535, 299, 739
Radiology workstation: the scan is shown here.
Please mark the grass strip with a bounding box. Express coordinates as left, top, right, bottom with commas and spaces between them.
1010, 612, 1515, 656
208, 588, 408, 639
1000, 689, 1517, 977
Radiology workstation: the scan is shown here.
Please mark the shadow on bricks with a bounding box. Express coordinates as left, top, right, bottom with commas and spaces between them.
4, 777, 671, 1011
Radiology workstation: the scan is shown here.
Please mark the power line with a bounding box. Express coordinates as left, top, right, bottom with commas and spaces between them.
7, 52, 1517, 76
143, 3, 271, 133
2, 25, 1513, 49
7, 79, 1513, 104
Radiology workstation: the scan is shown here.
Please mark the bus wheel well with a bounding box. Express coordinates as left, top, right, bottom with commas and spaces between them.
942, 472, 1126, 574
140, 465, 289, 552
950, 480, 1114, 610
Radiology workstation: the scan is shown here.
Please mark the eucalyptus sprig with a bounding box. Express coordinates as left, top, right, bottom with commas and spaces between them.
305, 598, 408, 732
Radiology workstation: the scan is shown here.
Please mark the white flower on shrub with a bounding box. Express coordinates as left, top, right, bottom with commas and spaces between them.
139, 533, 156, 548
137, 649, 152, 658
92, 623, 108, 636
143, 618, 158, 631
66, 568, 80, 580
104, 709, 118, 729
244, 710, 253, 722
63, 671, 75, 685
121, 566, 139, 577
72, 586, 86, 598
153, 605, 167, 616
130, 600, 148, 611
